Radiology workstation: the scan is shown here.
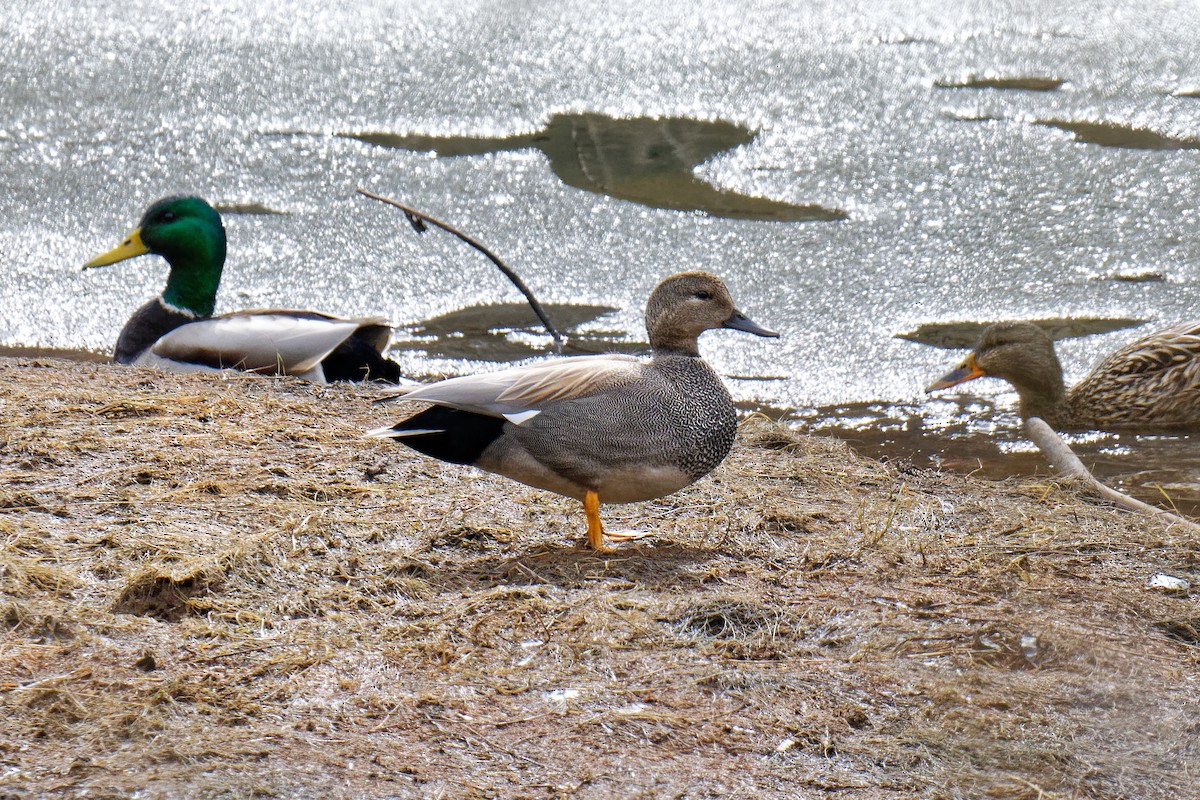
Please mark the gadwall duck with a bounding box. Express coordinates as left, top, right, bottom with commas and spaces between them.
83, 195, 403, 383
926, 320, 1200, 431
369, 271, 778, 549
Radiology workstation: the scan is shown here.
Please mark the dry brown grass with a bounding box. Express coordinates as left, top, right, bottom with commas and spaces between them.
1, 357, 1197, 799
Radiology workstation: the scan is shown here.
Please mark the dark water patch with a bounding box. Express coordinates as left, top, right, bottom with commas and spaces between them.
1091, 270, 1167, 283
408, 302, 618, 338
946, 113, 1200, 151
936, 75, 1065, 92
1035, 119, 1200, 150
389, 302, 645, 361
896, 318, 1146, 350
0, 345, 109, 363
341, 113, 848, 222
347, 130, 533, 157
942, 110, 1001, 123
212, 202, 288, 216
876, 34, 939, 46
785, 399, 1200, 517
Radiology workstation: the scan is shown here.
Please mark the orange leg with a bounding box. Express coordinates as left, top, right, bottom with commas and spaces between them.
584, 490, 605, 550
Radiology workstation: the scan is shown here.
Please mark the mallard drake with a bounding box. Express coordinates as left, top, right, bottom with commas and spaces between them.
83, 195, 403, 383
368, 271, 778, 549
926, 320, 1200, 431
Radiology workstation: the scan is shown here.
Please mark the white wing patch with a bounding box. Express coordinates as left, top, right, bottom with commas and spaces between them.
151, 313, 363, 375
502, 409, 542, 426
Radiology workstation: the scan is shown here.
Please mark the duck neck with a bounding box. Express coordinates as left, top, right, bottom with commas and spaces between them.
650, 331, 702, 359
652, 340, 700, 359
1014, 381, 1070, 427
159, 234, 225, 318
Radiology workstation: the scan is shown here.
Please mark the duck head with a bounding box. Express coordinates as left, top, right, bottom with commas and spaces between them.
926, 321, 1067, 415
84, 195, 227, 318
645, 271, 778, 356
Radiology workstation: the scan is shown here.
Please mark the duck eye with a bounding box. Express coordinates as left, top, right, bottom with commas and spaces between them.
694, 291, 713, 301
160, 211, 177, 223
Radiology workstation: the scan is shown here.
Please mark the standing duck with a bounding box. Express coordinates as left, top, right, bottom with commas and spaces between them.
83, 195, 403, 383
368, 271, 778, 549
926, 320, 1200, 431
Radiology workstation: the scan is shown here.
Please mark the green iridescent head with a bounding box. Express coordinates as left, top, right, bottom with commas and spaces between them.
84, 195, 227, 317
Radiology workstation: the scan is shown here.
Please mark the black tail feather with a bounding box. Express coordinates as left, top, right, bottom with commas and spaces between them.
322, 335, 405, 384
388, 405, 506, 465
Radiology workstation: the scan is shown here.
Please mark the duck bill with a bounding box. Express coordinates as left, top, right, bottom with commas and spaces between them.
83, 228, 149, 269
926, 355, 985, 392
723, 309, 779, 338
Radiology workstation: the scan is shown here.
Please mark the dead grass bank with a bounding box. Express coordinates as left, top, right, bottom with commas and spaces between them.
1, 357, 1197, 799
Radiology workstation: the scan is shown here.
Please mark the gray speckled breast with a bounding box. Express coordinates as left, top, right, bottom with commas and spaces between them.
652, 354, 738, 479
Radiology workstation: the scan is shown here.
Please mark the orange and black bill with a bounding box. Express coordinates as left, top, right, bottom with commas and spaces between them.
925, 353, 986, 393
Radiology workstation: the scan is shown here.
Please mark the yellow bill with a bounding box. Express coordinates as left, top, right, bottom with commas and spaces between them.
83, 227, 149, 269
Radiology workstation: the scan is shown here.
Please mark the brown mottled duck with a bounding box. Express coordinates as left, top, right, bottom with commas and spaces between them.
368, 271, 779, 550
926, 320, 1200, 431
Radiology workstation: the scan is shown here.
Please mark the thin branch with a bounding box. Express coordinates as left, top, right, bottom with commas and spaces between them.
1023, 416, 1200, 533
356, 188, 565, 350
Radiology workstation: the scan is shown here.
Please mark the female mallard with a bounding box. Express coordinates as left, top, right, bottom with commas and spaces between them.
83, 195, 403, 383
926, 320, 1200, 431
369, 271, 778, 549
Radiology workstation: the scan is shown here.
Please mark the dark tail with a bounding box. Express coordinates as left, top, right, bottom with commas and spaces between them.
322, 335, 405, 383
383, 405, 505, 465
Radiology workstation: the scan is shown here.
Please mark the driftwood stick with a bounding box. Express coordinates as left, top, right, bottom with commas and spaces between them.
1024, 416, 1200, 533
356, 188, 565, 349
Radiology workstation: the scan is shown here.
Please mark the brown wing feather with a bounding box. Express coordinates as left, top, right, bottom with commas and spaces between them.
1070, 321, 1200, 428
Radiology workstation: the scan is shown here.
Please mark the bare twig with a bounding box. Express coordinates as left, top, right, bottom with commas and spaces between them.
356, 188, 565, 349
1024, 416, 1200, 533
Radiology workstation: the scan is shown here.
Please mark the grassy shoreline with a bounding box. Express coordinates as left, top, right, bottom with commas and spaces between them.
1, 356, 1197, 798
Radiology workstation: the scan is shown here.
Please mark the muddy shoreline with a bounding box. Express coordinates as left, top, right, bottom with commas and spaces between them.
11, 343, 1198, 519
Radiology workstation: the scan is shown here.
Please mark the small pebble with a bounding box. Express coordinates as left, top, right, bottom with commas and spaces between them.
1146, 573, 1190, 593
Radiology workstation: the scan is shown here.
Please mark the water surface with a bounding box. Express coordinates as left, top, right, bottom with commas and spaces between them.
2, 0, 1198, 505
